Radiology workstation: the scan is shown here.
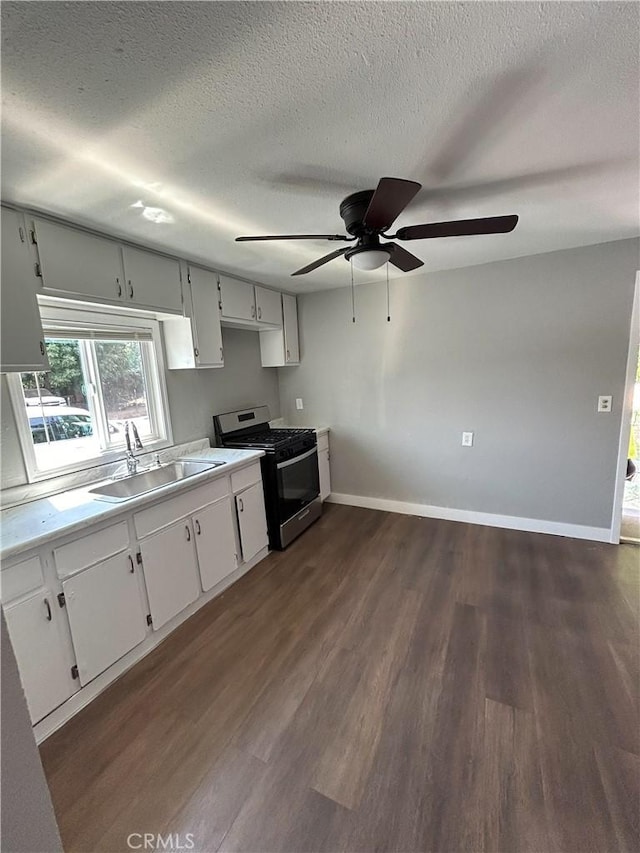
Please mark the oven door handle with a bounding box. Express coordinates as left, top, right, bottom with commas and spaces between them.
276, 446, 318, 470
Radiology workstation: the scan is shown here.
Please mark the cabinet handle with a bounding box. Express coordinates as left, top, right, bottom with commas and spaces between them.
238, 497, 244, 513
128, 555, 135, 573
194, 347, 199, 358
258, 306, 262, 320
185, 524, 191, 541
220, 346, 223, 361
251, 304, 256, 319
39, 341, 46, 356
286, 348, 290, 361
44, 598, 52, 621
18, 226, 25, 243
128, 280, 134, 299
195, 519, 201, 536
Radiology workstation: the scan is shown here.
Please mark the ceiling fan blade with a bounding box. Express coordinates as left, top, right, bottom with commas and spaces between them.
385, 243, 424, 272
363, 177, 422, 231
236, 234, 350, 242
291, 247, 349, 276
395, 214, 518, 241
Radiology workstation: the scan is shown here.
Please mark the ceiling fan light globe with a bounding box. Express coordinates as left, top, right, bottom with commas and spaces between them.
350, 249, 390, 271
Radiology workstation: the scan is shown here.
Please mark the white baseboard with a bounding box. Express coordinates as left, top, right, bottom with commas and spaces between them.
327, 493, 611, 543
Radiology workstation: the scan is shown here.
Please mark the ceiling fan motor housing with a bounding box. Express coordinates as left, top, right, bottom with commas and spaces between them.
339, 190, 376, 236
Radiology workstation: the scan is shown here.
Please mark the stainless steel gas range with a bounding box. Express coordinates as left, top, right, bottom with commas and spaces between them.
214, 406, 321, 550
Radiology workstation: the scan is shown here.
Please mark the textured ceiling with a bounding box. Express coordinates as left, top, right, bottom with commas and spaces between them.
1, 1, 638, 293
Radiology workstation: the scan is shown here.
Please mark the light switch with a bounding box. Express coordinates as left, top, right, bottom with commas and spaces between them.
295, 398, 304, 410
462, 431, 474, 447
597, 395, 612, 413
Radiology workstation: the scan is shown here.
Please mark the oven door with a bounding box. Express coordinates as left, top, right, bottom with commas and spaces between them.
276, 447, 320, 521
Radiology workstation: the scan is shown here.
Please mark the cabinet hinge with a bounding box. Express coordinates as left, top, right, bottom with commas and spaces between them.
29, 229, 37, 245
57, 592, 66, 608
136, 551, 143, 565
34, 262, 42, 278
146, 614, 153, 626
71, 665, 79, 680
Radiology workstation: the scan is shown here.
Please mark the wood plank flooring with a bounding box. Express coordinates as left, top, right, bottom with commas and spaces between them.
40, 505, 640, 853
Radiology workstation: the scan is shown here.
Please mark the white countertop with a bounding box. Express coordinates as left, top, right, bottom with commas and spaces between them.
0, 447, 263, 562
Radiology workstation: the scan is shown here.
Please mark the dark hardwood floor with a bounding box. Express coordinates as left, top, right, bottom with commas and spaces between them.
40, 504, 639, 853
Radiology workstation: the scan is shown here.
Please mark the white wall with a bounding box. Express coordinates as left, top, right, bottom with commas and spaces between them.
278, 238, 639, 531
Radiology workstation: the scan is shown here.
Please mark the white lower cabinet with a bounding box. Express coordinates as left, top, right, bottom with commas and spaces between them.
3, 590, 77, 724
194, 497, 238, 591
139, 519, 201, 630
319, 448, 331, 501
236, 481, 269, 562
62, 552, 147, 686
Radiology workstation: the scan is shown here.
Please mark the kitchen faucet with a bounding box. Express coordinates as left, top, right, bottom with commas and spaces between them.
124, 421, 144, 475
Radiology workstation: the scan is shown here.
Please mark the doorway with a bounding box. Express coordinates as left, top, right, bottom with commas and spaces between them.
621, 347, 640, 541
613, 271, 640, 544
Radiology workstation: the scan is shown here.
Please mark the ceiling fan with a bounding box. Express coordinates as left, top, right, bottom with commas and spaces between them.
236, 177, 518, 276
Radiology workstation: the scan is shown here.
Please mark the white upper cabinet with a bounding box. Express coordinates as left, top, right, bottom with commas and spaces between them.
219, 276, 283, 328
121, 245, 182, 314
282, 294, 300, 363
164, 265, 224, 369
3, 589, 77, 724
29, 217, 182, 314
259, 293, 300, 367
255, 286, 282, 326
62, 551, 147, 686
1, 207, 48, 372
31, 216, 124, 303
219, 275, 256, 322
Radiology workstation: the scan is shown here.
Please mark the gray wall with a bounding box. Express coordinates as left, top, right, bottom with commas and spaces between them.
1, 612, 63, 852
278, 238, 639, 529
0, 327, 279, 490
164, 326, 280, 446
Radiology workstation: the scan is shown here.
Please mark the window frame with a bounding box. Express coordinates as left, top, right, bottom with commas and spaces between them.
8, 302, 173, 483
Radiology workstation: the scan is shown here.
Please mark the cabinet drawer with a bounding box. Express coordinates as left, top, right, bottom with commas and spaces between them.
54, 521, 129, 578
135, 478, 229, 539
1, 555, 44, 604
231, 463, 262, 494
317, 431, 329, 452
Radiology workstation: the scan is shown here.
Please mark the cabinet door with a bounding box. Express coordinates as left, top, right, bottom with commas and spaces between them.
236, 482, 269, 563
219, 275, 256, 321
319, 448, 331, 501
193, 497, 238, 591
189, 266, 224, 366
1, 208, 47, 372
139, 520, 201, 630
283, 294, 300, 363
62, 552, 147, 686
255, 287, 282, 326
31, 217, 124, 302
3, 591, 76, 723
122, 245, 182, 314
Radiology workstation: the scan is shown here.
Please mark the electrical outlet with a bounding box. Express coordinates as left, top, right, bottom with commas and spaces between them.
462, 431, 474, 447
295, 398, 304, 410
597, 395, 612, 413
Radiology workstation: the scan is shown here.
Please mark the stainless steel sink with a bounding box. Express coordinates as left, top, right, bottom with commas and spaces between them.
89, 460, 225, 502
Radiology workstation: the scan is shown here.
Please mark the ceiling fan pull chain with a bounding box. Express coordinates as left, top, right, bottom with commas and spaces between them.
351, 258, 356, 323
386, 262, 391, 323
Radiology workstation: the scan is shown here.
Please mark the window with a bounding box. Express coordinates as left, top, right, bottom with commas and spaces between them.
10, 304, 172, 479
